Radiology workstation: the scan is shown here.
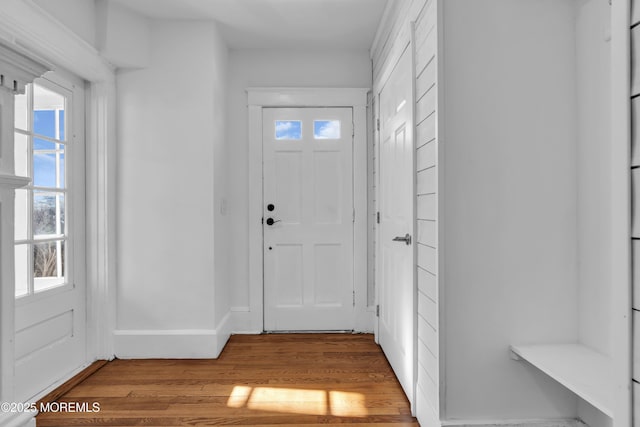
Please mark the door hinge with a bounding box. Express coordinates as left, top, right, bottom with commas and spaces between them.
376, 211, 380, 224
353, 208, 356, 223
353, 291, 356, 307
376, 304, 380, 317
376, 118, 380, 131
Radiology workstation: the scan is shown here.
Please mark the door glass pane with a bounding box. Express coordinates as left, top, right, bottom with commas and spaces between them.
33, 192, 58, 236
275, 120, 302, 140
33, 241, 65, 292
15, 244, 29, 297
314, 120, 341, 139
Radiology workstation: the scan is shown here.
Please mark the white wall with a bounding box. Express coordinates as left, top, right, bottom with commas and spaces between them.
442, 0, 580, 420
575, 1, 612, 426
226, 49, 372, 330
95, 0, 150, 69
575, 0, 612, 356
212, 35, 230, 331
33, 0, 97, 48
115, 20, 229, 357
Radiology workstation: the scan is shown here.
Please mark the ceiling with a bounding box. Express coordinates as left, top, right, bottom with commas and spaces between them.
112, 0, 389, 50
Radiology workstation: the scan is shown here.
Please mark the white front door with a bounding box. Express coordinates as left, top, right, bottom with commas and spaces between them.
377, 46, 415, 403
263, 107, 354, 331
13, 73, 86, 401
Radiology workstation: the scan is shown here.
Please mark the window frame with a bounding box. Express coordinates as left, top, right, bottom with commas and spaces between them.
14, 76, 77, 300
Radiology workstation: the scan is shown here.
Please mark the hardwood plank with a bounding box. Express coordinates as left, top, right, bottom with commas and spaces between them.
37, 334, 418, 426
37, 360, 108, 406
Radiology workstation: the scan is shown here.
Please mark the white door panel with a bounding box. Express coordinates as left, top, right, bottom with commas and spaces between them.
378, 46, 415, 404
263, 107, 354, 331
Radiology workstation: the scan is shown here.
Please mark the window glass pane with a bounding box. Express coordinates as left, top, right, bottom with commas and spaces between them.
15, 244, 29, 297
34, 137, 56, 151
33, 192, 59, 236
33, 153, 57, 187
15, 133, 29, 177
275, 120, 302, 140
15, 189, 28, 241
314, 120, 341, 139
59, 110, 65, 141
59, 193, 65, 234
15, 92, 28, 131
33, 241, 65, 292
60, 152, 65, 188
34, 110, 56, 139
33, 84, 65, 140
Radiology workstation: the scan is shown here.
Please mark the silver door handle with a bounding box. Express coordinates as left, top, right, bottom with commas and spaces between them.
392, 233, 412, 245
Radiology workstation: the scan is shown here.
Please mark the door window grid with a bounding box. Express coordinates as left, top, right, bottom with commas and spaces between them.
14, 82, 69, 298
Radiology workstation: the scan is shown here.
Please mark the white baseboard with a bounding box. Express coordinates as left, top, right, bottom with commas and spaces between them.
415, 382, 439, 426
114, 312, 232, 359
441, 420, 585, 427
213, 311, 232, 357
230, 306, 262, 333
355, 306, 376, 333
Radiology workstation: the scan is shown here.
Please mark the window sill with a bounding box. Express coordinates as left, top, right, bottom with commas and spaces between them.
0, 173, 30, 189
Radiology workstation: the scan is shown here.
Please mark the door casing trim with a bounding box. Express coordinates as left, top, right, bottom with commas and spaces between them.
245, 87, 371, 333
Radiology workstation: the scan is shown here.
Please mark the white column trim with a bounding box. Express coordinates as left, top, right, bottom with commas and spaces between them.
0, 43, 49, 94
246, 87, 371, 333
86, 80, 117, 360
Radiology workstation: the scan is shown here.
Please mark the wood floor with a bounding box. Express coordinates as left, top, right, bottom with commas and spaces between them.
36, 333, 419, 426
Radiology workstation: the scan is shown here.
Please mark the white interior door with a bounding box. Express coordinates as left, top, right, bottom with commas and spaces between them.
13, 73, 86, 401
263, 107, 354, 331
377, 46, 415, 403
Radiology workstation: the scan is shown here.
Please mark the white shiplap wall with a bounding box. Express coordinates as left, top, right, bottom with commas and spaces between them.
371, 0, 440, 425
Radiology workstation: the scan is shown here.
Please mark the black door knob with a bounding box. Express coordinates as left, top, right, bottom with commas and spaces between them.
267, 203, 275, 211
266, 218, 281, 226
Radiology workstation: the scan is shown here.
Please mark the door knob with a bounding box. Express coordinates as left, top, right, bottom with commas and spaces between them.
392, 233, 412, 245
266, 218, 281, 226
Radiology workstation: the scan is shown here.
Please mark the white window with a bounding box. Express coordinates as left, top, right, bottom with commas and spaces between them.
14, 79, 72, 297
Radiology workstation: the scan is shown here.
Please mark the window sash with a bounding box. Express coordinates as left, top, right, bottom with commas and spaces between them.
14, 80, 73, 299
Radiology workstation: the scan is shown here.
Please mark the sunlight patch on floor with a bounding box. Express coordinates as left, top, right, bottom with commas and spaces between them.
227, 385, 367, 417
